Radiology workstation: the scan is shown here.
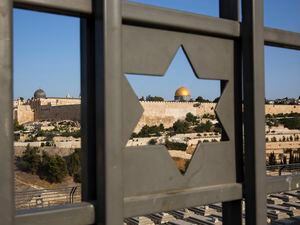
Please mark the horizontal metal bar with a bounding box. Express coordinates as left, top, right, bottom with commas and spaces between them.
123, 2, 240, 38
13, 0, 240, 38
265, 27, 300, 50
13, 0, 91, 15
124, 183, 242, 218
267, 175, 300, 194
15, 202, 95, 225
13, 0, 300, 51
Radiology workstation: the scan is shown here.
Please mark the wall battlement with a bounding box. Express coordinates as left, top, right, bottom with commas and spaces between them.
14, 98, 300, 128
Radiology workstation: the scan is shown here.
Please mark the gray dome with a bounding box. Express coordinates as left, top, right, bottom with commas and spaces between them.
34, 89, 46, 98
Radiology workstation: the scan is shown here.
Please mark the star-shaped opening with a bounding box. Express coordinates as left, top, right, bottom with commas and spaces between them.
125, 46, 229, 174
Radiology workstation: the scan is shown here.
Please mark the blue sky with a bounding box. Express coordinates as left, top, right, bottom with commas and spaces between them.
13, 0, 300, 100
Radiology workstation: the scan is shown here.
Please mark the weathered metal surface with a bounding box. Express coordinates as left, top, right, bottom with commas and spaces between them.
123, 25, 234, 79
242, 0, 267, 224
14, 0, 91, 15
0, 0, 298, 224
122, 22, 237, 217
93, 0, 123, 224
265, 27, 300, 50
124, 183, 242, 218
16, 203, 95, 225
0, 0, 14, 225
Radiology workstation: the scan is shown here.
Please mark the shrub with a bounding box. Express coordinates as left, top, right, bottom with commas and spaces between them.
73, 170, 82, 183
137, 124, 164, 137
17, 145, 41, 174
173, 120, 190, 134
14, 120, 25, 131
39, 153, 68, 183
185, 113, 198, 125
65, 149, 81, 177
165, 140, 187, 151
280, 117, 300, 130
195, 121, 213, 133
148, 139, 157, 145
268, 152, 276, 165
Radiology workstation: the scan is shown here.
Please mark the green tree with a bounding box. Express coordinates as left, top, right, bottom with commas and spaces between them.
66, 149, 81, 177
17, 145, 41, 174
268, 152, 277, 165
165, 140, 187, 151
39, 153, 68, 183
14, 120, 25, 131
194, 121, 213, 133
280, 117, 300, 130
195, 96, 210, 103
173, 120, 190, 134
145, 95, 164, 101
289, 152, 294, 164
185, 113, 198, 125
148, 138, 157, 145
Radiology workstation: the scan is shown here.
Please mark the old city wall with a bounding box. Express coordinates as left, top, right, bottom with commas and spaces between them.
134, 102, 300, 132
134, 102, 216, 132
14, 105, 34, 124
265, 104, 300, 115
39, 98, 81, 106
36, 104, 80, 122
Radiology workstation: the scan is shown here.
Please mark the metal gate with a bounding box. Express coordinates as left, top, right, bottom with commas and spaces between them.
1, 0, 300, 225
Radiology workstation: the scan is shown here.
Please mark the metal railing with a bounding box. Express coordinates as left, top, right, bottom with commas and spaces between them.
15, 186, 81, 210
0, 0, 299, 224
267, 163, 300, 176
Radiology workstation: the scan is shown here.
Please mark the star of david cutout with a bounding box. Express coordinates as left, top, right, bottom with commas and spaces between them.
124, 46, 229, 175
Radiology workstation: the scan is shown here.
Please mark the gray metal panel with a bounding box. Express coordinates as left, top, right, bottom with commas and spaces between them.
94, 0, 123, 224
14, 0, 91, 15
219, 1, 243, 225
124, 183, 242, 218
122, 23, 237, 216
80, 18, 97, 203
124, 143, 236, 198
123, 25, 234, 79
15, 203, 95, 225
242, 0, 267, 224
122, 76, 143, 147
0, 0, 14, 225
267, 175, 300, 194
265, 27, 300, 50
123, 2, 240, 38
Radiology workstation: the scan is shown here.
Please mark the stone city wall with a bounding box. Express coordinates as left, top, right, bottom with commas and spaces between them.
14, 105, 35, 124
134, 102, 216, 132
38, 98, 80, 106
265, 104, 300, 115
14, 98, 300, 127
36, 104, 80, 122
266, 141, 300, 150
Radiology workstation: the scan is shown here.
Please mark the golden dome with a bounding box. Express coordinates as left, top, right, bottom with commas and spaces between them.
175, 86, 191, 97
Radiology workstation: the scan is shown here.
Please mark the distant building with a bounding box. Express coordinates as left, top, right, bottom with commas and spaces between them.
174, 86, 191, 102
13, 89, 80, 124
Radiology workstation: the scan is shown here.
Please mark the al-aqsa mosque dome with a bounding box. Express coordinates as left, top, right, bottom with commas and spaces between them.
174, 86, 191, 101
34, 89, 46, 99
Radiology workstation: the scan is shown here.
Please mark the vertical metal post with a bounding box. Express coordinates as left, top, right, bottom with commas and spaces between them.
242, 0, 267, 224
80, 17, 97, 204
94, 0, 123, 224
219, 1, 243, 224
0, 0, 14, 224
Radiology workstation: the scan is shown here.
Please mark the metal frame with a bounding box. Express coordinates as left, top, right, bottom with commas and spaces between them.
0, 0, 298, 224
242, 1, 267, 225
0, 0, 14, 225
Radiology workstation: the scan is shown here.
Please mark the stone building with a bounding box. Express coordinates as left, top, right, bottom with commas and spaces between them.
174, 86, 191, 101
13, 88, 300, 129
13, 89, 81, 124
